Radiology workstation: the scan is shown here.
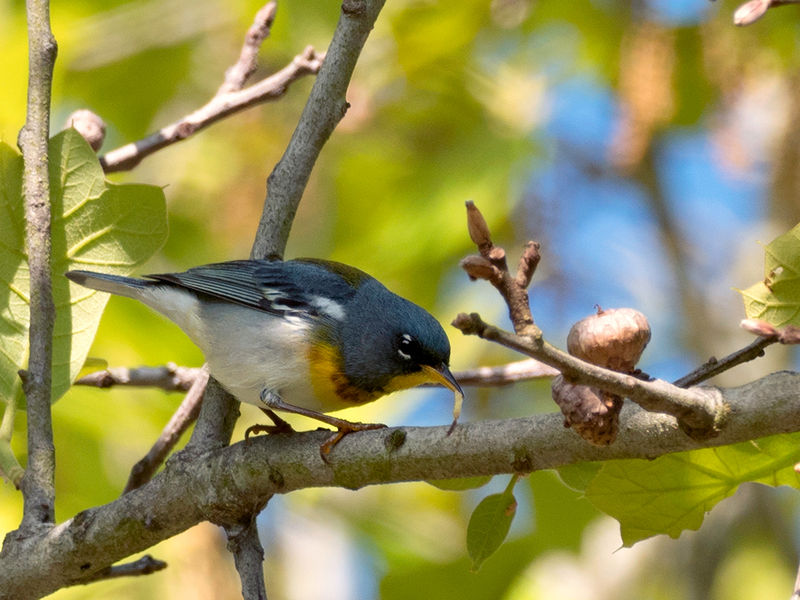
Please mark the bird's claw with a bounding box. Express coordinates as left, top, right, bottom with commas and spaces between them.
319, 422, 387, 463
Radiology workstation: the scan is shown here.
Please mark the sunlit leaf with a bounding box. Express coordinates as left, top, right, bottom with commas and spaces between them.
467, 490, 517, 571
739, 223, 800, 326
583, 432, 800, 546
0, 129, 167, 409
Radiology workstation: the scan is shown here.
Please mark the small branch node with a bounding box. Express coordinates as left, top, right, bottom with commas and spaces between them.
452, 312, 487, 337
459, 255, 502, 283
80, 555, 167, 584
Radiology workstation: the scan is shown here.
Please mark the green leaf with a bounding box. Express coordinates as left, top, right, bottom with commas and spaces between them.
584, 432, 800, 547
467, 490, 517, 571
556, 462, 602, 493
427, 475, 493, 491
0, 129, 167, 409
739, 223, 800, 326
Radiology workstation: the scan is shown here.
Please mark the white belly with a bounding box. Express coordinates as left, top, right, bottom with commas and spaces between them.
138, 286, 321, 409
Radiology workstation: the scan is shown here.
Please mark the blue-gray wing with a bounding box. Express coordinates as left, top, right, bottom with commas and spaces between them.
146, 259, 364, 319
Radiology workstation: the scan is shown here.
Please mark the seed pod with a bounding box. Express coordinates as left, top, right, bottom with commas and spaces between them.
567, 307, 651, 372
551, 375, 622, 446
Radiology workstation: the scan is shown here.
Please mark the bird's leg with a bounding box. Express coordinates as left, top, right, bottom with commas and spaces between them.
257, 388, 386, 461
244, 392, 296, 440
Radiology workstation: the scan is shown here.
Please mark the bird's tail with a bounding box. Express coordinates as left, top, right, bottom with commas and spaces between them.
65, 270, 150, 299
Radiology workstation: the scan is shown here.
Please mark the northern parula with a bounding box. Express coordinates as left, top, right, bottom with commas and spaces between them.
66, 259, 463, 454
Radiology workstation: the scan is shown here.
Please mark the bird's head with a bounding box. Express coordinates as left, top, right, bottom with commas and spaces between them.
338, 279, 462, 399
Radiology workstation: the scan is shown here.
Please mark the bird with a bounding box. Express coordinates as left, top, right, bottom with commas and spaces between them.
66, 258, 463, 457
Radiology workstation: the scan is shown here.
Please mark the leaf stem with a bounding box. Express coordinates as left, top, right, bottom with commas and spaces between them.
503, 473, 520, 496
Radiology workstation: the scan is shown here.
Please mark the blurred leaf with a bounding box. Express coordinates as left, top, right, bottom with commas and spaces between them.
527, 470, 600, 552
739, 223, 800, 326
0, 129, 167, 410
556, 461, 602, 493
381, 536, 535, 600
467, 489, 517, 571
583, 432, 800, 546
428, 475, 493, 491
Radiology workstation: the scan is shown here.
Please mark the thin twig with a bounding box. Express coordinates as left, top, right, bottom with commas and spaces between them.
460, 200, 540, 336
218, 1, 278, 95
18, 0, 58, 529
100, 46, 324, 173
123, 367, 209, 494
673, 337, 777, 388
453, 312, 726, 435
251, 0, 388, 260
79, 555, 167, 585
450, 359, 559, 386
75, 359, 559, 394
75, 364, 200, 391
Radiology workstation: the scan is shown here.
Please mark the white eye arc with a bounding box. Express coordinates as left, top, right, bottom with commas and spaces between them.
397, 333, 414, 360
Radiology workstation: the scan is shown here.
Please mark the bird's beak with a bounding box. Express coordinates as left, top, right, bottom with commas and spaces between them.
421, 363, 463, 396
421, 363, 464, 435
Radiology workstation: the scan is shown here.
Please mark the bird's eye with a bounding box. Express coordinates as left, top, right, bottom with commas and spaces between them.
397, 333, 415, 360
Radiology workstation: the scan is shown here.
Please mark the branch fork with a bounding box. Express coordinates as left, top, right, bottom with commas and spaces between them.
460, 200, 540, 337
94, 1, 324, 173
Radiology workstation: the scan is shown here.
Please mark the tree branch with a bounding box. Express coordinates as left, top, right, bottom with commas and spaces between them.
75, 359, 560, 392
17, 0, 58, 530
251, 0, 388, 260
460, 200, 540, 336
226, 518, 269, 600
673, 336, 777, 387
75, 363, 199, 391
453, 313, 726, 436
222, 3, 387, 592
99, 46, 324, 172
2, 370, 800, 600
123, 367, 209, 493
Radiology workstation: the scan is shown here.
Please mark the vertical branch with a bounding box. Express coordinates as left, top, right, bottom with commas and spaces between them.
227, 519, 268, 600
195, 2, 389, 598
18, 0, 58, 529
251, 0, 388, 260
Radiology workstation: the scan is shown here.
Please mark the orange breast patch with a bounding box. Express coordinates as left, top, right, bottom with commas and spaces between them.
307, 341, 382, 410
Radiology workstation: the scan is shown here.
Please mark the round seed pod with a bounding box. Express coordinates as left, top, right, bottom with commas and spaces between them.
551, 375, 622, 446
567, 307, 651, 372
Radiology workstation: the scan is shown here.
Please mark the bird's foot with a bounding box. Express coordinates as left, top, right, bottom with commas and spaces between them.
319, 421, 387, 462
244, 408, 296, 442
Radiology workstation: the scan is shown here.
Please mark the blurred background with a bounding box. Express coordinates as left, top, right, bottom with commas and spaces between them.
3, 0, 800, 598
